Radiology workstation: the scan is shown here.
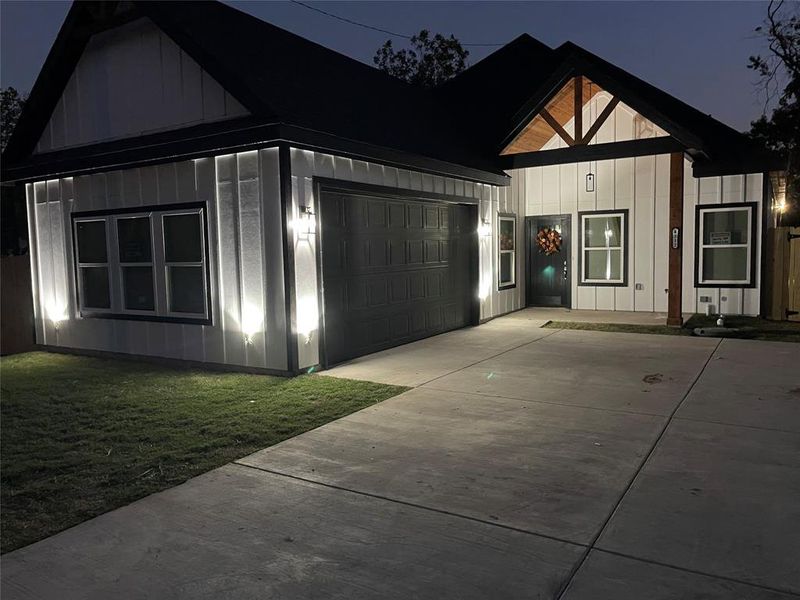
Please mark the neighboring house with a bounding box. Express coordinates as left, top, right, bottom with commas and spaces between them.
1, 1, 784, 374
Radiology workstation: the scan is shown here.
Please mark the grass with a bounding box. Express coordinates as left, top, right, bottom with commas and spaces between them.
0, 352, 407, 554
544, 314, 800, 342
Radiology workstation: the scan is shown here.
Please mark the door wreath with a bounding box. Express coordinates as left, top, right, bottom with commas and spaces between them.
535, 227, 562, 255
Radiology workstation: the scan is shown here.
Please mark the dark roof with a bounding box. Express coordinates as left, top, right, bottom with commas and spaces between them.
2, 1, 781, 182
2, 0, 503, 182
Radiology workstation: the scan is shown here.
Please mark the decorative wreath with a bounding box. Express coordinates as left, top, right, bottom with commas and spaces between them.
536, 227, 562, 255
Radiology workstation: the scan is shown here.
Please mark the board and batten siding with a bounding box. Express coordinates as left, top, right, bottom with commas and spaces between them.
517, 158, 762, 315
27, 149, 288, 371
36, 18, 248, 154
289, 148, 523, 369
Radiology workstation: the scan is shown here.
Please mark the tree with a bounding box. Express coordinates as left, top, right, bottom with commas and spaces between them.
374, 30, 468, 88
1, 87, 26, 154
748, 0, 799, 225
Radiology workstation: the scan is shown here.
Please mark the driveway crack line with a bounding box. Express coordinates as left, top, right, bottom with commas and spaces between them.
554, 337, 724, 599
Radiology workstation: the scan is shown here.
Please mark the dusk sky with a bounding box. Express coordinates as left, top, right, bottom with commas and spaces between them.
1, 1, 772, 132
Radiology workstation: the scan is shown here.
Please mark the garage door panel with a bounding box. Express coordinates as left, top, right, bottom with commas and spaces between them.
321, 190, 474, 365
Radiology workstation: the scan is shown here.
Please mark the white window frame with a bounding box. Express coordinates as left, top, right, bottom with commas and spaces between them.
579, 210, 627, 286
498, 214, 516, 289
162, 208, 209, 319
73, 217, 113, 313
696, 203, 755, 287
71, 204, 210, 323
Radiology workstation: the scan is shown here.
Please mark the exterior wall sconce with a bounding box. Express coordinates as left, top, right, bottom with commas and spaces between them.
477, 219, 492, 237
585, 172, 595, 193
296, 205, 316, 239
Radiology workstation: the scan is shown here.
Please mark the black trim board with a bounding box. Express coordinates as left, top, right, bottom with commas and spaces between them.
71, 201, 213, 326
693, 201, 758, 289
312, 177, 481, 206
279, 144, 300, 374
577, 209, 630, 287
500, 137, 686, 169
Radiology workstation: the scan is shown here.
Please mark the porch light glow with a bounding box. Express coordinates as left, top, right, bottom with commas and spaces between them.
478, 219, 491, 237
295, 205, 316, 239
241, 303, 263, 345
297, 296, 319, 341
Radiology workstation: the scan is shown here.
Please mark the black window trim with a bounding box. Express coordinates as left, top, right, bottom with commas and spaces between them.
497, 212, 517, 291
71, 201, 213, 325
693, 201, 758, 289
577, 208, 629, 287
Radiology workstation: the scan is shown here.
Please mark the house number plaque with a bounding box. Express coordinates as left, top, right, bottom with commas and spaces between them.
671, 227, 680, 249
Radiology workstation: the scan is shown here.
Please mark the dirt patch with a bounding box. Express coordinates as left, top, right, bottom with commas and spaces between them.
642, 373, 663, 384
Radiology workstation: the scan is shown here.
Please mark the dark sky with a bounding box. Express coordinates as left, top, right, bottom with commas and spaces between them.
0, 0, 771, 132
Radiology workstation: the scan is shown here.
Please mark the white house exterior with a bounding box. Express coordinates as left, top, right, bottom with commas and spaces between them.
2, 1, 782, 374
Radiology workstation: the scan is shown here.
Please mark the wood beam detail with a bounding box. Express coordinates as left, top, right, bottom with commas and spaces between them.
574, 75, 583, 144
540, 108, 575, 146
667, 151, 684, 327
580, 97, 620, 145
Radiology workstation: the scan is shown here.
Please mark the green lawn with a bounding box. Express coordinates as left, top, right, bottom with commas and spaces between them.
544, 314, 800, 342
0, 352, 407, 554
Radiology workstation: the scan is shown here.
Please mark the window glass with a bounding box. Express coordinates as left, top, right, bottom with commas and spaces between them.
585, 249, 622, 281
702, 247, 748, 282
168, 266, 205, 314
702, 210, 749, 245
499, 219, 515, 251
80, 266, 111, 309
117, 217, 152, 262
500, 253, 513, 285
164, 213, 202, 263
76, 221, 107, 262
122, 266, 154, 311
584, 215, 622, 248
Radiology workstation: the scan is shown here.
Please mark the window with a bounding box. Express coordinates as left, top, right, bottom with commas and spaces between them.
75, 219, 111, 310
498, 214, 516, 289
163, 212, 207, 316
72, 203, 210, 323
579, 210, 628, 286
695, 203, 755, 287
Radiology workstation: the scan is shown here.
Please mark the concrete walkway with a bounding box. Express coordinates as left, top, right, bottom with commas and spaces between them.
2, 315, 799, 599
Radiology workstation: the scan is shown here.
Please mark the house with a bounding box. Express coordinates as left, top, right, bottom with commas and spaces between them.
1, 1, 784, 375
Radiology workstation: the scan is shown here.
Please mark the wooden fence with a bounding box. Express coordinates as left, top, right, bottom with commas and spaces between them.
1, 254, 35, 355
765, 226, 800, 322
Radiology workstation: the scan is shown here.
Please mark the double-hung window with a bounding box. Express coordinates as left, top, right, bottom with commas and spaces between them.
579, 210, 628, 286
498, 214, 516, 289
72, 203, 210, 323
695, 203, 755, 287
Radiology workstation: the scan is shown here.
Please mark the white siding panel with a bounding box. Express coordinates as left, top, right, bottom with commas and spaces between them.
36, 18, 249, 152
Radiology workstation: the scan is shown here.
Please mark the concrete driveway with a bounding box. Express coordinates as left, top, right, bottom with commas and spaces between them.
3, 315, 799, 599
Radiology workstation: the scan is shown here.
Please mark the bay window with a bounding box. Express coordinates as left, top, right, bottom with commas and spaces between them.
695, 203, 756, 287
72, 203, 210, 323
579, 210, 628, 286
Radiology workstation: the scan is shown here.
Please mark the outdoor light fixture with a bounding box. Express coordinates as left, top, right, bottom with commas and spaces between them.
478, 219, 492, 237
586, 172, 595, 193
241, 303, 263, 346
296, 205, 316, 239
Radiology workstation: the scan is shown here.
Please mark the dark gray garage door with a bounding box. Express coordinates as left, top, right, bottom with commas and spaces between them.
320, 189, 476, 366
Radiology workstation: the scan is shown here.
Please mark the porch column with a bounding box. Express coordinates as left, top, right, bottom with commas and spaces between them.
667, 151, 684, 326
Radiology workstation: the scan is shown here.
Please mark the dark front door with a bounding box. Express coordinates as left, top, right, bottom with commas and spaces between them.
526, 215, 571, 307
320, 189, 476, 366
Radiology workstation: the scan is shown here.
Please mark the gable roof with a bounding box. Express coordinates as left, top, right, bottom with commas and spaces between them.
3, 1, 781, 183
441, 38, 781, 175
3, 1, 503, 182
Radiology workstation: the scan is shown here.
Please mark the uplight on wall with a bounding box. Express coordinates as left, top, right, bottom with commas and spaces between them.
477, 219, 492, 237
295, 205, 316, 239
241, 303, 263, 345
296, 296, 319, 343
47, 299, 67, 329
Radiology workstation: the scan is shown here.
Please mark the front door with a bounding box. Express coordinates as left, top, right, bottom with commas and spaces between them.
526, 215, 571, 307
